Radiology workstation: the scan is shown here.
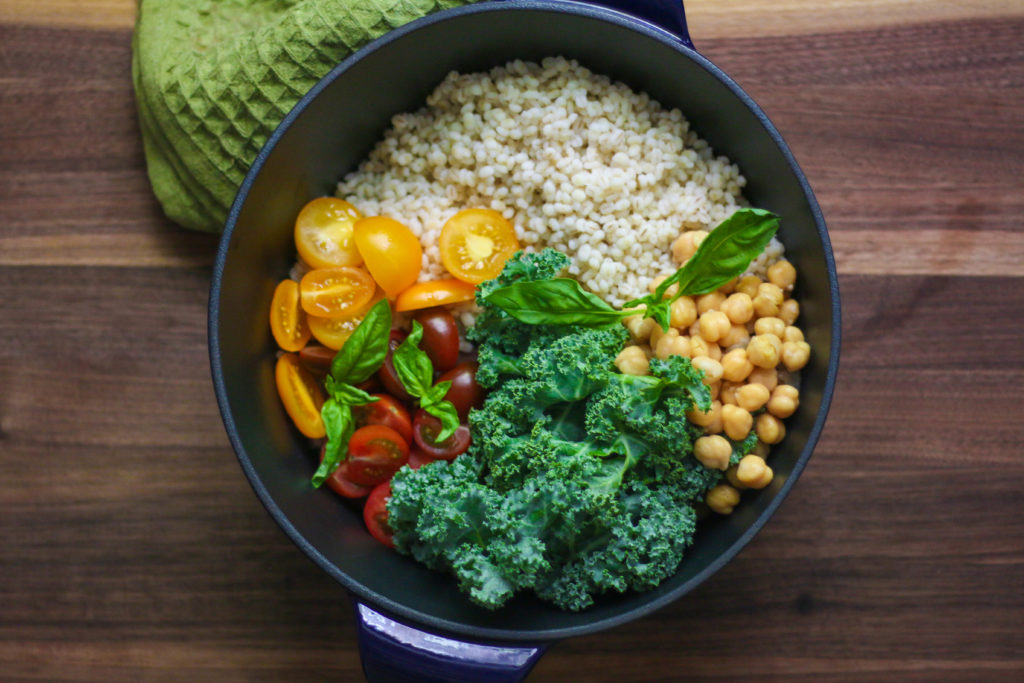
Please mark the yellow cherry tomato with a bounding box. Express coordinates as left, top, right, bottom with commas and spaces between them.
394, 278, 476, 312
308, 289, 387, 350
299, 266, 375, 318
269, 279, 311, 352
352, 216, 422, 297
294, 197, 364, 268
274, 353, 326, 438
439, 208, 520, 284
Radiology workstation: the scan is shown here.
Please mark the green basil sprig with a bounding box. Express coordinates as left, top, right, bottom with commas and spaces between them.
311, 298, 392, 488
392, 321, 461, 442
482, 208, 780, 330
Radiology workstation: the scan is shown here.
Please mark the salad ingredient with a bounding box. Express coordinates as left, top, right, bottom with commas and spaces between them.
411, 410, 471, 460
352, 216, 422, 297
274, 353, 326, 439
306, 288, 387, 350
407, 449, 439, 470
439, 208, 520, 284
353, 394, 413, 445
269, 279, 311, 352
378, 330, 414, 401
363, 481, 395, 548
298, 344, 336, 375
395, 279, 476, 312
392, 322, 461, 442
346, 425, 410, 487
299, 266, 376, 318
437, 362, 485, 421
412, 308, 460, 372
294, 197, 364, 269
322, 451, 372, 499
735, 454, 773, 489
705, 484, 741, 515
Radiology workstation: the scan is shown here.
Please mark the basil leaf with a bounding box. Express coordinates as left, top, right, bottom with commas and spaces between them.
325, 377, 379, 407
420, 380, 452, 409
311, 399, 354, 488
644, 301, 672, 332
393, 321, 433, 398
328, 299, 392, 385
483, 278, 630, 328
424, 399, 460, 443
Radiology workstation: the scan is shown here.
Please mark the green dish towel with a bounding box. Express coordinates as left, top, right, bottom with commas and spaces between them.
132, 0, 474, 233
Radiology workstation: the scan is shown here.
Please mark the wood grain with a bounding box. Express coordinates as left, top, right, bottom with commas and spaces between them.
1, 2, 1023, 681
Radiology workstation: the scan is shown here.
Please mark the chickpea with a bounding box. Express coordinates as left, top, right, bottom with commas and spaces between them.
689, 336, 721, 360
692, 356, 724, 385
736, 382, 770, 412
782, 325, 805, 343
720, 292, 754, 325
768, 384, 800, 418
756, 413, 786, 444
696, 291, 726, 315
656, 329, 690, 360
721, 348, 754, 382
753, 283, 784, 318
687, 399, 720, 428
725, 465, 745, 489
708, 380, 721, 400
649, 324, 669, 349
736, 454, 774, 489
719, 324, 751, 350
671, 230, 708, 264
698, 310, 731, 343
748, 366, 778, 392
751, 440, 771, 458
754, 316, 786, 338
615, 345, 650, 376
735, 274, 762, 298
747, 333, 782, 369
781, 340, 811, 372
720, 381, 742, 406
694, 434, 732, 470
706, 484, 741, 515
722, 404, 753, 441
718, 277, 739, 295
670, 296, 697, 328
767, 259, 797, 291
647, 274, 679, 298
779, 299, 800, 325
623, 312, 656, 343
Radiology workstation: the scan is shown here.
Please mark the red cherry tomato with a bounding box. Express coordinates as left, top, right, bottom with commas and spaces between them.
320, 446, 371, 499
298, 344, 334, 375
378, 329, 413, 401
413, 308, 460, 373
412, 409, 471, 461
346, 424, 409, 487
363, 481, 395, 548
437, 362, 485, 421
353, 394, 413, 444
407, 448, 439, 470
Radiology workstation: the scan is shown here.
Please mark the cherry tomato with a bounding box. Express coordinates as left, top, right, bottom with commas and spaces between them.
363, 481, 395, 548
298, 344, 334, 375
353, 216, 422, 297
299, 266, 376, 318
320, 446, 371, 499
347, 424, 409, 487
395, 279, 476, 312
294, 197, 364, 269
412, 409, 471, 461
269, 279, 311, 352
439, 208, 520, 284
306, 289, 387, 350
413, 308, 460, 373
353, 394, 413, 445
437, 362, 485, 421
274, 353, 326, 438
378, 330, 413, 401
407, 448, 439, 470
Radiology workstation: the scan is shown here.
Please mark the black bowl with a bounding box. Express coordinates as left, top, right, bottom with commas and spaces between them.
210, 0, 839, 654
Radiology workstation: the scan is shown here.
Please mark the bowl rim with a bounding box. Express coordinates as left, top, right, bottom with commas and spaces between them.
209, 0, 841, 643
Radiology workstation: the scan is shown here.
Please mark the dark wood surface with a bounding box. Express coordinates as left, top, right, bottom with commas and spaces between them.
2, 2, 1023, 680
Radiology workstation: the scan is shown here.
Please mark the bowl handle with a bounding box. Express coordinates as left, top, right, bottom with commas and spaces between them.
495, 0, 694, 49
355, 602, 549, 682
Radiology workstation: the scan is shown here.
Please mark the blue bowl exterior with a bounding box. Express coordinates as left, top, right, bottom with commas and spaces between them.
210, 0, 840, 645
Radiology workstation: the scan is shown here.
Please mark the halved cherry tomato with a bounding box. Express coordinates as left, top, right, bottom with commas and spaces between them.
353, 216, 422, 297
320, 446, 372, 499
414, 308, 460, 373
439, 208, 520, 284
347, 424, 409, 487
306, 289, 387, 350
298, 344, 335, 375
363, 481, 395, 548
269, 279, 311, 352
395, 279, 476, 312
353, 394, 413, 445
412, 409, 471, 461
378, 330, 413, 401
275, 353, 326, 438
407, 448, 438, 470
299, 266, 376, 318
294, 197, 364, 269
438, 362, 485, 421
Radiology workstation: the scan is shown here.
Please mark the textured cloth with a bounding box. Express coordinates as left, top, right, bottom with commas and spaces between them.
132, 0, 473, 233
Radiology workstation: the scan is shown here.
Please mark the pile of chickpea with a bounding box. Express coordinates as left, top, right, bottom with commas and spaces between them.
613, 230, 811, 516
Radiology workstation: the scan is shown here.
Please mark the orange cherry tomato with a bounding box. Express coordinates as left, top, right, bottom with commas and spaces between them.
352, 216, 422, 297
299, 266, 375, 318
274, 353, 326, 439
394, 278, 476, 312
439, 208, 520, 284
307, 289, 387, 350
269, 279, 311, 352
294, 197, 364, 269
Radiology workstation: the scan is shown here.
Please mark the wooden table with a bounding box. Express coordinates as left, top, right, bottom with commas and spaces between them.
2, 1, 1022, 680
